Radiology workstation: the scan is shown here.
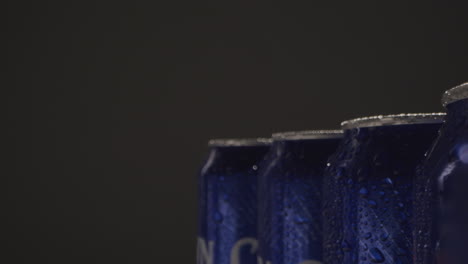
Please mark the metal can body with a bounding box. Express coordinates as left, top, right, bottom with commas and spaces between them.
197, 139, 271, 264
414, 83, 468, 264
323, 114, 443, 264
258, 131, 342, 264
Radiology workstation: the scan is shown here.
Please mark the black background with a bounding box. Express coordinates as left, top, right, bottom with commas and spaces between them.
6, 1, 468, 263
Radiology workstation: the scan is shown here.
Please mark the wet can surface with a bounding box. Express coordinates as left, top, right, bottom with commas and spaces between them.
323, 113, 444, 264
414, 83, 468, 264
258, 130, 343, 264
197, 138, 271, 264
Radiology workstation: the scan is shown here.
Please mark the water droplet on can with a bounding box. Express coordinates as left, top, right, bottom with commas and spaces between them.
213, 211, 223, 223
359, 187, 369, 196
294, 216, 309, 224
380, 232, 389, 241
369, 247, 385, 263
368, 200, 377, 207
341, 240, 352, 252
383, 177, 393, 186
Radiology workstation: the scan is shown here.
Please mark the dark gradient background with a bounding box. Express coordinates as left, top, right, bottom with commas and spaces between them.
6, 1, 468, 263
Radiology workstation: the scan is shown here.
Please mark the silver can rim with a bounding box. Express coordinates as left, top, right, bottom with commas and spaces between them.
208, 138, 272, 147
442, 82, 468, 107
341, 113, 446, 129
272, 130, 343, 140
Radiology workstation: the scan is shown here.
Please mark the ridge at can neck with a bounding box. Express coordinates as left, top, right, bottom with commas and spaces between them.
439, 99, 468, 141
341, 113, 445, 130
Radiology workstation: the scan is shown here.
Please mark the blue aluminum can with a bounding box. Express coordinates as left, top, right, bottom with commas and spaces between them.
257, 130, 343, 264
414, 83, 468, 264
323, 113, 444, 264
197, 138, 271, 264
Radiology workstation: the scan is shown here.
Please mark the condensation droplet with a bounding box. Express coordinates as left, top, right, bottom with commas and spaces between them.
213, 211, 223, 223
369, 247, 385, 263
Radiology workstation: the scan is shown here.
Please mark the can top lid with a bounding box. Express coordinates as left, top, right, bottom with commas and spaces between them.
208, 138, 272, 147
341, 113, 446, 129
442, 82, 468, 106
272, 130, 343, 140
